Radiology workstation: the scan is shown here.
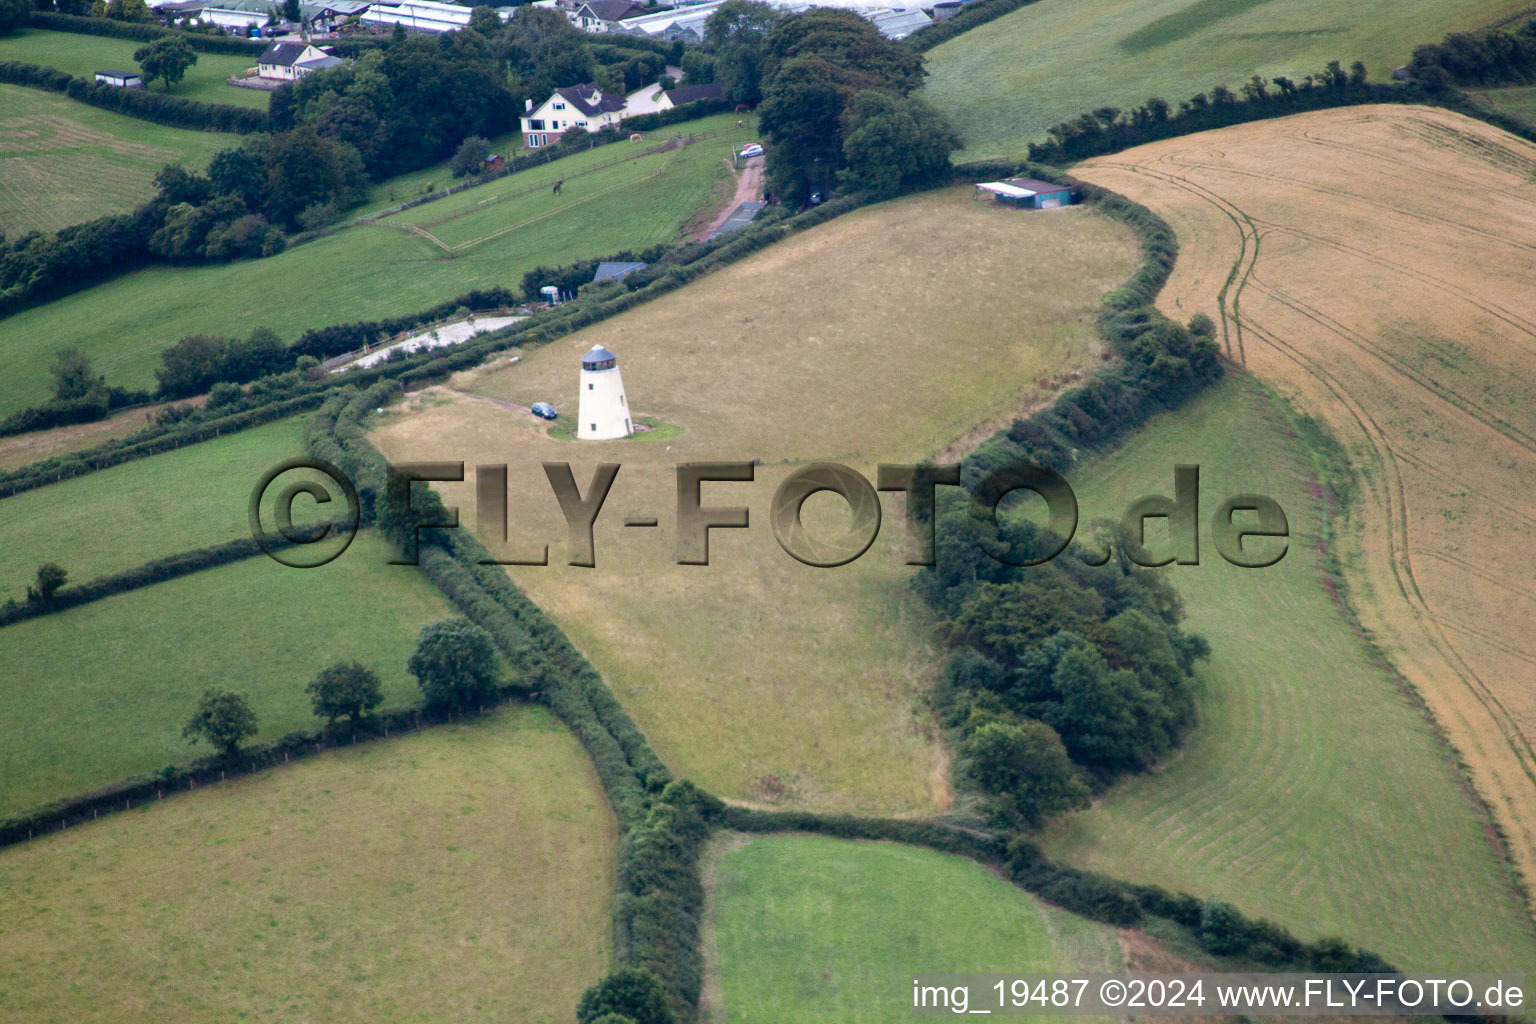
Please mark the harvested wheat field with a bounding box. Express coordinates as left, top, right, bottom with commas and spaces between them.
1075, 104, 1536, 894
370, 187, 1138, 816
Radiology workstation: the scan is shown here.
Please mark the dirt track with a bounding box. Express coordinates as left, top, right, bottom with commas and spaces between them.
1076, 105, 1536, 896
694, 155, 764, 241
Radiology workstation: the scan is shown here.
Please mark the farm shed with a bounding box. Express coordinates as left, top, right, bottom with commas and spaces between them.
592, 261, 647, 283
94, 70, 144, 88
974, 178, 1075, 210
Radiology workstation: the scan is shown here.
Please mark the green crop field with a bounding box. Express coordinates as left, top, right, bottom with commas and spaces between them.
0, 705, 617, 1023
0, 532, 458, 816
0, 83, 234, 236
1036, 374, 1536, 974
922, 0, 1530, 158
0, 413, 329, 604
0, 114, 751, 420
0, 28, 269, 109
706, 834, 1123, 1022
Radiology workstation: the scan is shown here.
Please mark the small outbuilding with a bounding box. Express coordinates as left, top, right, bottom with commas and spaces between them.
974, 178, 1075, 210
592, 261, 647, 284
94, 70, 144, 88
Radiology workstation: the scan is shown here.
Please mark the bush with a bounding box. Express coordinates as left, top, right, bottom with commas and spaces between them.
577, 968, 674, 1024
407, 618, 502, 712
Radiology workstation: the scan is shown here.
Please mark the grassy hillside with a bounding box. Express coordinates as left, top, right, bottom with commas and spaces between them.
0, 532, 457, 816
0, 83, 234, 236
1038, 374, 1536, 974
0, 705, 616, 1023
922, 0, 1530, 158
0, 114, 750, 420
0, 413, 322, 604
1468, 84, 1536, 122
371, 186, 1137, 816
0, 27, 268, 109
706, 834, 1123, 1022
1071, 104, 1536, 904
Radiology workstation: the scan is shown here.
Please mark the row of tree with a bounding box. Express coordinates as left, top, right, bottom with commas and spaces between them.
182, 617, 503, 758
1408, 17, 1536, 87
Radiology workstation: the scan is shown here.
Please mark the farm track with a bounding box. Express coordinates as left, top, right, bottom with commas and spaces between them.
1077, 105, 1536, 906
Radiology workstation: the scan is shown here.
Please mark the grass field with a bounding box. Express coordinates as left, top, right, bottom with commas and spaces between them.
370, 186, 1138, 816
0, 83, 234, 236
0, 531, 458, 816
1468, 84, 1536, 123
0, 114, 751, 420
1036, 373, 1536, 973
1070, 104, 1536, 906
0, 413, 323, 604
921, 0, 1532, 158
705, 834, 1123, 1022
0, 28, 268, 109
0, 705, 617, 1023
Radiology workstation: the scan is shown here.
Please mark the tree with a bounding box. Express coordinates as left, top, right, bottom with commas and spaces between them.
0, 0, 30, 36
26, 563, 68, 603
134, 37, 198, 92
49, 347, 104, 402
577, 968, 673, 1024
155, 333, 227, 397
282, 0, 300, 22
391, 21, 407, 43
468, 4, 501, 36
407, 618, 500, 711
306, 660, 384, 731
703, 0, 780, 104
839, 89, 958, 198
450, 134, 492, 178
966, 719, 1089, 824
183, 688, 258, 759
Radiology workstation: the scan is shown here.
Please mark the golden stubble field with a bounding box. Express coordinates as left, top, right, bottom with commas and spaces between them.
1075, 105, 1536, 894
371, 187, 1138, 816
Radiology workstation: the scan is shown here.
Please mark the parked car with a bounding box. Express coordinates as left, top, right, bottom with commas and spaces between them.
740, 143, 765, 158
808, 191, 824, 206
531, 402, 557, 420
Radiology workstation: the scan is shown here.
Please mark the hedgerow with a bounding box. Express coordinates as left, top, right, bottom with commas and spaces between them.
27, 11, 268, 56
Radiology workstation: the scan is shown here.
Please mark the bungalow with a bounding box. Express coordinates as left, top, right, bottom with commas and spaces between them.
256, 41, 331, 80
572, 0, 646, 32
520, 82, 627, 148
621, 80, 724, 117
94, 69, 145, 88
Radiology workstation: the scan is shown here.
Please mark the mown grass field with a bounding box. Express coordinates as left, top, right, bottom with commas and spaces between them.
370, 186, 1137, 816
0, 27, 268, 109
705, 834, 1123, 1022
0, 531, 457, 816
921, 0, 1530, 158
0, 705, 616, 1023
0, 83, 234, 236
1037, 374, 1536, 974
1071, 104, 1536, 906
0, 114, 751, 420
0, 413, 320, 604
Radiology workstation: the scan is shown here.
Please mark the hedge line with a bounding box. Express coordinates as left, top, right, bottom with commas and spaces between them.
0, 530, 347, 628
28, 12, 268, 56
289, 287, 519, 362
0, 60, 270, 134
716, 806, 1398, 974
906, 0, 1042, 53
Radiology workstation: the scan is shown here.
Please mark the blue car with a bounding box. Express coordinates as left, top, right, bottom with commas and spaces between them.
531, 402, 558, 420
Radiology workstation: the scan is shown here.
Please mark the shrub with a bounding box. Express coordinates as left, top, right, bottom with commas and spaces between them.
407, 618, 502, 711
577, 968, 674, 1024
182, 688, 258, 759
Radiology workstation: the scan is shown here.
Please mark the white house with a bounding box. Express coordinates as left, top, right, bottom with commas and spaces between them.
577, 345, 633, 440
521, 81, 725, 147
571, 0, 646, 32
257, 42, 331, 80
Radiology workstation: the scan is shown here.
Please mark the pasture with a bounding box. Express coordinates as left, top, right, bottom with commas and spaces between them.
0, 83, 233, 235
1070, 104, 1536, 905
369, 186, 1138, 815
0, 705, 616, 1023
704, 834, 1123, 1022
1037, 374, 1536, 974
0, 531, 457, 816
0, 413, 320, 604
1469, 85, 1536, 123
921, 0, 1530, 158
0, 28, 268, 108
0, 114, 751, 420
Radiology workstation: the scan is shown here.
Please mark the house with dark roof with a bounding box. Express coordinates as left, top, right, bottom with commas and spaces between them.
519, 82, 628, 148
257, 41, 330, 80
572, 0, 645, 32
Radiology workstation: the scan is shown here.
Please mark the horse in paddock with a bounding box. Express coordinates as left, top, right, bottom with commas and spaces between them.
553, 180, 563, 195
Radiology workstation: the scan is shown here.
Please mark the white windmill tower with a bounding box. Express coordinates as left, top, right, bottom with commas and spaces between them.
577, 344, 633, 440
